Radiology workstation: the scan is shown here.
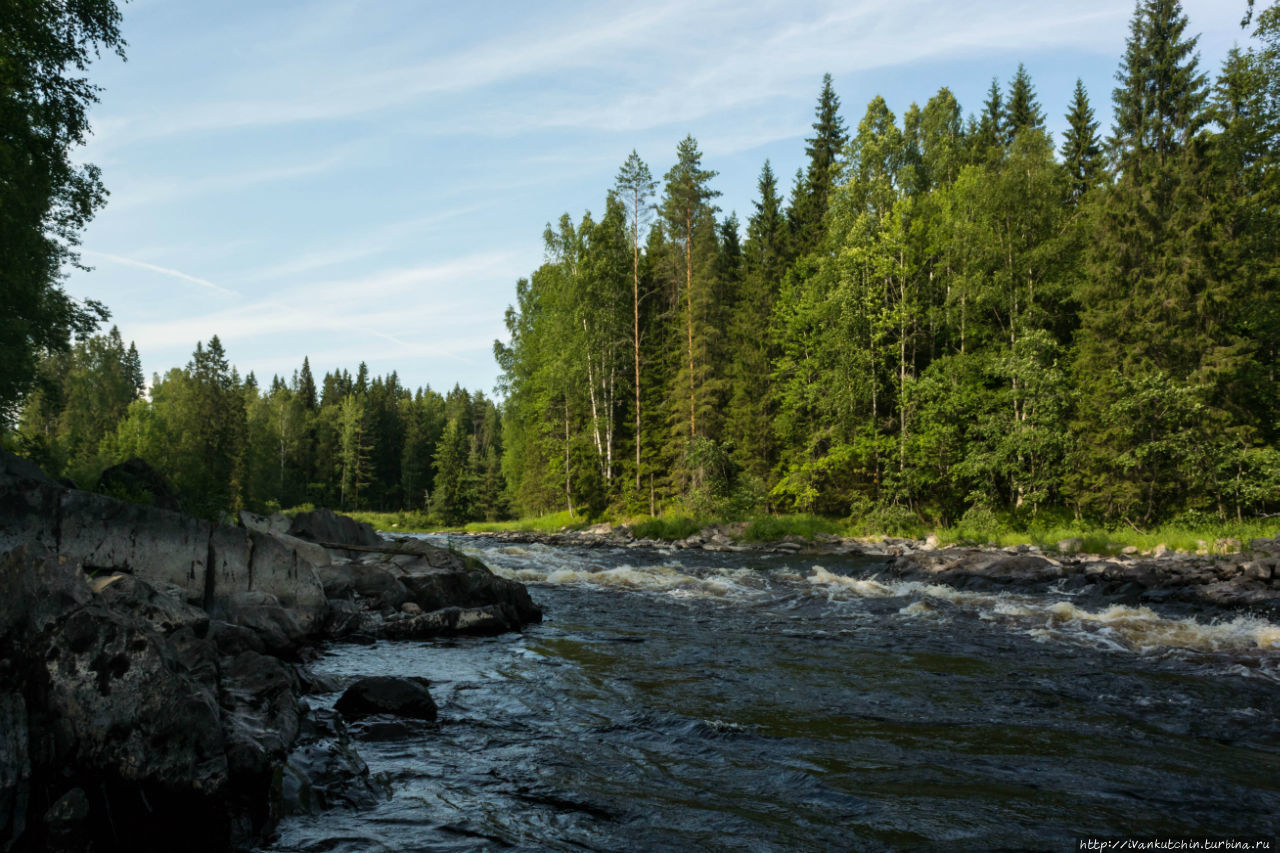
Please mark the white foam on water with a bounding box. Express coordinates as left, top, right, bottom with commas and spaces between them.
442, 538, 1280, 675
806, 564, 1280, 656
452, 540, 766, 601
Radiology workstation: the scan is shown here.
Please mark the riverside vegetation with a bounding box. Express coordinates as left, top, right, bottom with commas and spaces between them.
5, 1, 1280, 546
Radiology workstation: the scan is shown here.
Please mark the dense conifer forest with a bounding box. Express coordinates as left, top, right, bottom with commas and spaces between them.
6, 0, 1279, 530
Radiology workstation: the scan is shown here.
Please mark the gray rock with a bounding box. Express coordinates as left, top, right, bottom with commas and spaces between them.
380, 604, 522, 640
0, 693, 29, 849
58, 489, 213, 605
395, 553, 541, 626
43, 786, 89, 853
215, 591, 308, 657
335, 676, 437, 721
219, 650, 301, 780
239, 510, 290, 537
1242, 561, 1274, 581
279, 709, 386, 815
287, 509, 381, 549
1057, 537, 1084, 554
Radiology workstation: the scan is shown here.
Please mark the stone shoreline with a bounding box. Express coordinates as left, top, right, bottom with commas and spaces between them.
0, 451, 542, 852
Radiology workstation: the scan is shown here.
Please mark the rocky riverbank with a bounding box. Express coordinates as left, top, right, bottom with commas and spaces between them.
451, 523, 1280, 618
0, 451, 541, 851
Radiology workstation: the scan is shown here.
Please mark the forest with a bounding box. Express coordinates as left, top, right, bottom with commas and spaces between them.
5, 0, 1279, 531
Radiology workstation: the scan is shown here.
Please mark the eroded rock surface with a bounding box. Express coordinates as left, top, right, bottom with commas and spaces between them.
0, 450, 543, 850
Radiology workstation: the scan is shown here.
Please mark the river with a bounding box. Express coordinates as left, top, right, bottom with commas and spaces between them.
264, 536, 1280, 851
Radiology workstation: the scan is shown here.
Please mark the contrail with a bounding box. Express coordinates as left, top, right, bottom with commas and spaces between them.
83, 250, 240, 296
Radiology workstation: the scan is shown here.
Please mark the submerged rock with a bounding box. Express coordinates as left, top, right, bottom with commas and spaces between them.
381, 603, 524, 639
279, 708, 387, 815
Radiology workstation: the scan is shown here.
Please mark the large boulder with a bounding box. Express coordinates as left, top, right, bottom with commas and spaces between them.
335, 676, 437, 721
58, 489, 213, 605
287, 509, 382, 549
0, 546, 326, 851
0, 451, 61, 555
0, 692, 29, 848
379, 539, 542, 625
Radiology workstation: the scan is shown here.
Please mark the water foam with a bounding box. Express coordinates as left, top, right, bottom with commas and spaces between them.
807, 565, 1280, 655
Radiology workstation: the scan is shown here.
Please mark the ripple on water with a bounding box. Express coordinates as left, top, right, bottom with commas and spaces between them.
264, 539, 1280, 852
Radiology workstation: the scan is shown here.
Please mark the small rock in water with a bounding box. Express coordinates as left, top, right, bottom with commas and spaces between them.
335, 676, 437, 721
401, 601, 422, 615
1153, 543, 1171, 558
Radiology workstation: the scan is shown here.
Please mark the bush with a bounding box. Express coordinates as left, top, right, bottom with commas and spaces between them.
631, 515, 705, 540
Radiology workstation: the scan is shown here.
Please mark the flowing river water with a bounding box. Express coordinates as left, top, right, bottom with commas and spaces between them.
264, 537, 1280, 852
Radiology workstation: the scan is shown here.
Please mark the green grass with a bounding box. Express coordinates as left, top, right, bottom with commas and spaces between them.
461, 510, 585, 534
299, 504, 1280, 555
740, 514, 847, 542
345, 510, 438, 533
931, 517, 1280, 555
628, 515, 709, 540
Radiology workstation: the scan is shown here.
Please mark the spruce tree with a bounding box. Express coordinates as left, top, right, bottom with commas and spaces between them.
1060, 79, 1103, 205
789, 73, 848, 256
661, 135, 720, 439
973, 79, 1005, 160
727, 161, 788, 481
1003, 64, 1045, 141
1073, 0, 1214, 520
298, 356, 318, 410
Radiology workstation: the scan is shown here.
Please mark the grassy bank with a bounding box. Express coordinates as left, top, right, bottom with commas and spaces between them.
336, 508, 1279, 556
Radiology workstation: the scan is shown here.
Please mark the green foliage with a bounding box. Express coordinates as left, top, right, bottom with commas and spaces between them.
0, 0, 123, 418
11, 1, 1279, 535
630, 515, 707, 541
740, 514, 843, 542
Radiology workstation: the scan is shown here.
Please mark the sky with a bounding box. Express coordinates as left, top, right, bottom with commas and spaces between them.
67, 0, 1253, 398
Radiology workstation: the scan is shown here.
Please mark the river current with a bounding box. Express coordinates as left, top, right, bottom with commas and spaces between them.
264, 537, 1280, 852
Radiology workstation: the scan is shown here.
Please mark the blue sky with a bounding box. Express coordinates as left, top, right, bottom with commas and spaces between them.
69, 0, 1251, 397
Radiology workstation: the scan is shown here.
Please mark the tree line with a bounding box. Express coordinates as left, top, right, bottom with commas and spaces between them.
5, 0, 1278, 529
12, 334, 505, 523
497, 0, 1280, 528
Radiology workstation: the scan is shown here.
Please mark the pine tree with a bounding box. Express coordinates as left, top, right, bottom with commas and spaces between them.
613, 151, 657, 495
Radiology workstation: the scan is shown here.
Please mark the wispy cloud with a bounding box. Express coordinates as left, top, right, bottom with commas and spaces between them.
108, 152, 346, 211
232, 202, 495, 284
125, 250, 517, 351
82, 250, 239, 296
